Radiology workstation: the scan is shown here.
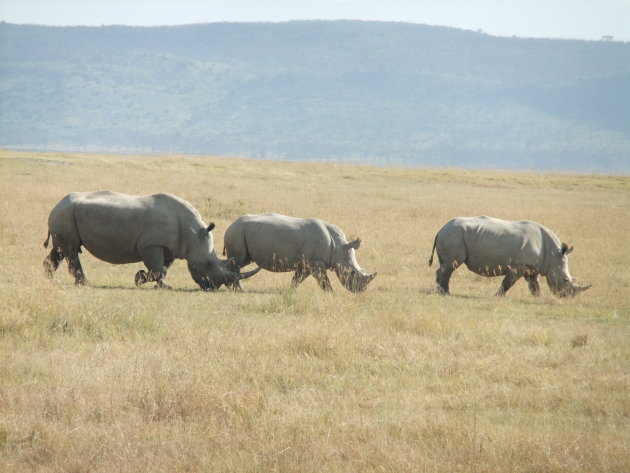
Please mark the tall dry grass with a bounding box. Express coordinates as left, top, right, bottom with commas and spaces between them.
1, 150, 629, 472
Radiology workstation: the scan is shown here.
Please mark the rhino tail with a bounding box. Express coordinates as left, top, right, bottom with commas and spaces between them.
222, 246, 226, 256
428, 234, 438, 266
43, 231, 51, 249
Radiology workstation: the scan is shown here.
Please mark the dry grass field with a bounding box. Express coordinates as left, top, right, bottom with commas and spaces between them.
1, 150, 628, 472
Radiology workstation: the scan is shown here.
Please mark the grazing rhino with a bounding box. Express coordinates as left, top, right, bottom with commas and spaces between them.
428, 216, 591, 297
223, 213, 377, 292
43, 191, 260, 290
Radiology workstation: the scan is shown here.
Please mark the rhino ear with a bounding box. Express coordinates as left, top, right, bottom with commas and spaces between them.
561, 243, 574, 255
221, 257, 236, 271
199, 222, 216, 238
345, 238, 361, 250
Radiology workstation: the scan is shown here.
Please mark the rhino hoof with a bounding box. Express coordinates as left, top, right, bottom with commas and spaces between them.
135, 270, 148, 287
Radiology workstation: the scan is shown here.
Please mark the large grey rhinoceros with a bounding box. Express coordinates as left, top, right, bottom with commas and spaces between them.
43, 191, 260, 290
223, 213, 377, 292
428, 216, 591, 297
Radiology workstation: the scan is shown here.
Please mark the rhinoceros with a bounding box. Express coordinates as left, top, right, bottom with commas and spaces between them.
43, 191, 260, 290
428, 216, 591, 297
223, 213, 377, 292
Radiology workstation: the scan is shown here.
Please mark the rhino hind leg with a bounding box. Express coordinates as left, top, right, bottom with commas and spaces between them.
223, 241, 250, 291
43, 246, 64, 278
227, 268, 244, 291
436, 261, 459, 295
52, 236, 87, 285
44, 234, 87, 285
231, 279, 244, 291
66, 251, 87, 286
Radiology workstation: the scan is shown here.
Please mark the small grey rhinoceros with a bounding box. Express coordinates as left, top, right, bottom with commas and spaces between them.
429, 216, 591, 297
223, 213, 377, 292
43, 191, 260, 290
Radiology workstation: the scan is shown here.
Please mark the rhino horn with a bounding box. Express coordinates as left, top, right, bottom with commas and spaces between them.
239, 266, 262, 280
575, 283, 591, 293
365, 272, 377, 282
556, 280, 592, 297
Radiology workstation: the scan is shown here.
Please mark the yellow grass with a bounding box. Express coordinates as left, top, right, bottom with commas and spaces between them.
1, 150, 629, 472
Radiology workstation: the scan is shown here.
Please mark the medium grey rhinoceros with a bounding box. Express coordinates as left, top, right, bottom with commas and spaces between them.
43, 191, 260, 290
223, 213, 377, 292
428, 216, 591, 297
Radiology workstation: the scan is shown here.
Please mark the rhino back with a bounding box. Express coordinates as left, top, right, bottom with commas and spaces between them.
438, 217, 546, 274
241, 213, 334, 271
464, 217, 545, 272
65, 192, 186, 264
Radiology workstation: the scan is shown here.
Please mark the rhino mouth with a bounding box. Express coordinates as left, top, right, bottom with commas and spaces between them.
339, 269, 377, 293
197, 276, 218, 291
547, 277, 591, 298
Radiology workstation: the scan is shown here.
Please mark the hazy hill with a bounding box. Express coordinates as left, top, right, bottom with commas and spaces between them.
1, 21, 629, 172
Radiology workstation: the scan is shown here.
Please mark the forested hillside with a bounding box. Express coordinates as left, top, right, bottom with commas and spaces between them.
1, 21, 629, 172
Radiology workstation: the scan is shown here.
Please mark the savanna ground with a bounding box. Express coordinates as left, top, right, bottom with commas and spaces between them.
0, 150, 628, 472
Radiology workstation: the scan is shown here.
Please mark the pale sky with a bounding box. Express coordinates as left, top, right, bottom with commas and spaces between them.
1, 0, 629, 41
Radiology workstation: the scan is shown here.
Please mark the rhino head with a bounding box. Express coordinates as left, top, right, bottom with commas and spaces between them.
188, 257, 260, 291
333, 238, 377, 293
545, 243, 591, 297
187, 222, 261, 291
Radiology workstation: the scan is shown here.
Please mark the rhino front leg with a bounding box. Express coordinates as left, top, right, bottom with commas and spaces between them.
496, 268, 521, 296
138, 246, 170, 288
291, 262, 311, 288
310, 261, 333, 291
135, 269, 149, 287
524, 273, 541, 296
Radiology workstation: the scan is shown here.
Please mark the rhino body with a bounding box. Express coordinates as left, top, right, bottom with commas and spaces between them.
43, 191, 259, 290
223, 213, 376, 292
429, 216, 590, 297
